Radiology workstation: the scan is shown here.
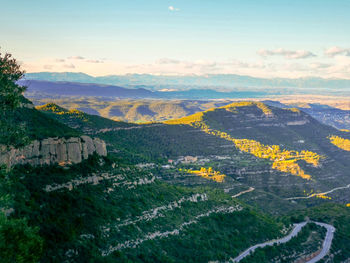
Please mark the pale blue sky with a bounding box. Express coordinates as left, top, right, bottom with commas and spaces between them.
1, 0, 350, 77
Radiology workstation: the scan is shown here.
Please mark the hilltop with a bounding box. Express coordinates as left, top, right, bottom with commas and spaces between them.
36, 103, 134, 133
33, 98, 233, 123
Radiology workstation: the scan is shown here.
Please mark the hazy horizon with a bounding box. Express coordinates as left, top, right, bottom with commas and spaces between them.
2, 0, 350, 79
24, 71, 350, 80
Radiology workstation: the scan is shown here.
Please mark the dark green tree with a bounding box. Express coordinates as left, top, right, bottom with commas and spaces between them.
0, 50, 28, 146
0, 214, 43, 263
0, 51, 43, 262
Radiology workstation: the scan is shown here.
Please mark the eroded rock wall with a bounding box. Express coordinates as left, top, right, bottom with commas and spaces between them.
0, 135, 107, 167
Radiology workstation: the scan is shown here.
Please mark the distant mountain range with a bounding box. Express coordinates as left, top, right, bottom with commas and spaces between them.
262, 100, 350, 130
19, 80, 154, 98
25, 72, 350, 92
20, 79, 267, 100
20, 78, 350, 129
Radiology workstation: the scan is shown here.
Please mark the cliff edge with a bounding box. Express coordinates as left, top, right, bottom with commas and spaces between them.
0, 135, 107, 167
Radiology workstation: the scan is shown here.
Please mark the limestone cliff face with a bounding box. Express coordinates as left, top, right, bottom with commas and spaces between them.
0, 135, 107, 167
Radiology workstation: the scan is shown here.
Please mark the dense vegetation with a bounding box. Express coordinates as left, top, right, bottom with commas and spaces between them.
99, 124, 238, 163
166, 102, 322, 180
15, 107, 81, 140
3, 100, 350, 262
0, 50, 28, 147
37, 103, 134, 134
0, 166, 43, 263
45, 100, 350, 206
3, 155, 286, 262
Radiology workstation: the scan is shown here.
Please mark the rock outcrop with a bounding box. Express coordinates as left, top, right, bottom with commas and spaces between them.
0, 135, 107, 167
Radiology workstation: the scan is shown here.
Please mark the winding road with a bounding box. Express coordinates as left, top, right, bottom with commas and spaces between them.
231, 187, 255, 198
286, 184, 350, 200
229, 221, 335, 263
93, 124, 164, 134
306, 222, 335, 263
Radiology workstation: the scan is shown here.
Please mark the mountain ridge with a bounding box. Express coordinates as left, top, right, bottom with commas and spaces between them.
25, 72, 350, 90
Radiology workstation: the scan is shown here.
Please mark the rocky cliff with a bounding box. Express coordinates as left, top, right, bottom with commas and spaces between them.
0, 135, 107, 167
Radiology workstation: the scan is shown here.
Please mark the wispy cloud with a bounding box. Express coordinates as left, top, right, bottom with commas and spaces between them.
22, 55, 350, 79
168, 6, 180, 12
86, 59, 104, 63
258, 48, 316, 59
55, 59, 65, 63
310, 63, 332, 69
325, 46, 350, 57
43, 65, 54, 70
63, 63, 75, 69
68, 56, 85, 60
156, 58, 180, 64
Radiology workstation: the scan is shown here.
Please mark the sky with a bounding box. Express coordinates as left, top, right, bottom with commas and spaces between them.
1, 0, 350, 78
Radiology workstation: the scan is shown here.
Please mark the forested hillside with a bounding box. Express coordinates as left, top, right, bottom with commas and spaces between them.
34, 99, 350, 262
40, 101, 350, 210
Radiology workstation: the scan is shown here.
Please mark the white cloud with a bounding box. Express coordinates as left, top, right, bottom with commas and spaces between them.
325, 46, 350, 57
55, 59, 65, 63
86, 59, 104, 63
310, 63, 332, 69
63, 63, 75, 69
168, 6, 180, 11
258, 48, 316, 59
224, 60, 266, 69
68, 56, 85, 60
156, 58, 180, 64
21, 55, 350, 79
43, 65, 54, 70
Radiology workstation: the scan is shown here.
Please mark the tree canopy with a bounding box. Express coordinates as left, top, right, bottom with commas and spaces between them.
0, 50, 26, 111
0, 50, 28, 146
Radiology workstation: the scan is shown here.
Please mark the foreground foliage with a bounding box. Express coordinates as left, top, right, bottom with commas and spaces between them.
0, 50, 28, 147
0, 214, 43, 263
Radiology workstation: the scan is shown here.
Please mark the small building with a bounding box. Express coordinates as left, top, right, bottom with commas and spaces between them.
183, 156, 198, 164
